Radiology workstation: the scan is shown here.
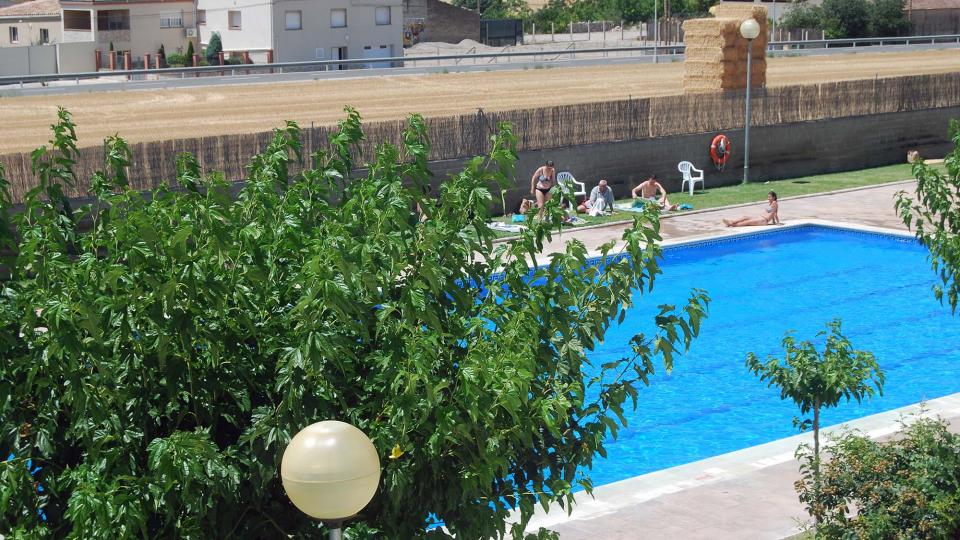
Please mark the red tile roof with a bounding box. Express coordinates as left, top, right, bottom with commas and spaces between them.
0, 0, 60, 17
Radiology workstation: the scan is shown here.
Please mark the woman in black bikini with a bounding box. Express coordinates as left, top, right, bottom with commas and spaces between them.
530, 160, 556, 217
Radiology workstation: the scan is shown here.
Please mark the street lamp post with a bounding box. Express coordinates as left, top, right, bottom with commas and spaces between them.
653, 0, 658, 64
281, 421, 381, 540
740, 18, 760, 185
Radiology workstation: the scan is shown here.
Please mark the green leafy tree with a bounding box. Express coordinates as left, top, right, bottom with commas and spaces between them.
820, 0, 870, 38
157, 44, 166, 63
780, 0, 824, 30
797, 415, 960, 537
745, 319, 884, 522
897, 123, 960, 312
0, 108, 709, 538
526, 0, 719, 31
185, 40, 195, 62
869, 0, 909, 36
454, 0, 531, 19
205, 32, 222, 65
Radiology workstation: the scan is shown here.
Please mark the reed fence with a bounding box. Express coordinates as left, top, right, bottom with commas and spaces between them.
2, 72, 959, 203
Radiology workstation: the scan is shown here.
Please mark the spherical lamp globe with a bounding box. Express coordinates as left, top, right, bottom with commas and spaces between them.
739, 18, 761, 40
281, 421, 381, 521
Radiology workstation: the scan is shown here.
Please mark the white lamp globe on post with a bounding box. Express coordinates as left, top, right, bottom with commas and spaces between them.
281, 421, 381, 540
739, 17, 761, 184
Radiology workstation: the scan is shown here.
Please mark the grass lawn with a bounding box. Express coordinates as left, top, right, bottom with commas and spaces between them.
493, 162, 945, 235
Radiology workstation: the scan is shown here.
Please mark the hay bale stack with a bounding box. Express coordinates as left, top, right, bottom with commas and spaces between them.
683, 4, 768, 94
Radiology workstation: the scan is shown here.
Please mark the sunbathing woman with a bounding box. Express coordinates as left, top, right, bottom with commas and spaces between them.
723, 191, 780, 227
529, 160, 556, 217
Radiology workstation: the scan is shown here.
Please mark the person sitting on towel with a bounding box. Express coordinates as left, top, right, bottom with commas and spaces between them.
578, 179, 616, 216
631, 175, 679, 211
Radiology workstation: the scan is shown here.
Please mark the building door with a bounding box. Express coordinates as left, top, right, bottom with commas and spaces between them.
361, 45, 392, 69
332, 46, 347, 70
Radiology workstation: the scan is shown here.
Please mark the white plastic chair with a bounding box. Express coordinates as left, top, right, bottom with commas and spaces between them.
556, 171, 586, 199
678, 161, 705, 196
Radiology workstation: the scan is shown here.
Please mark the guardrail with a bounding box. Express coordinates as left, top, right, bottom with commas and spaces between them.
1, 33, 957, 88
0, 44, 686, 87
768, 33, 960, 50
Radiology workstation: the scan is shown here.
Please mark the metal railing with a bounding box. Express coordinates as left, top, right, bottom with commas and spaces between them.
0, 44, 686, 87
769, 33, 960, 50
1, 33, 957, 88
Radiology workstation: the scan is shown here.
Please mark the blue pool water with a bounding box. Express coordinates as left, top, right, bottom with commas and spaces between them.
584, 225, 960, 488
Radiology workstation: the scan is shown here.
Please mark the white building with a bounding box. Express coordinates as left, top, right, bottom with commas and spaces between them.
0, 0, 62, 47
197, 0, 403, 65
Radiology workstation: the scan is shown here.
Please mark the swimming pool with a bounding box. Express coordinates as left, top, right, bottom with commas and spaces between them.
584, 224, 960, 488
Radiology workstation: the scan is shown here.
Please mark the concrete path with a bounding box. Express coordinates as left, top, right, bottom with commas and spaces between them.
511, 180, 960, 539
536, 180, 915, 258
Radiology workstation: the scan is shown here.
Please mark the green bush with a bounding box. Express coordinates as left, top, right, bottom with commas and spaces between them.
206, 32, 223, 65
165, 52, 187, 66
797, 416, 960, 537
0, 108, 708, 538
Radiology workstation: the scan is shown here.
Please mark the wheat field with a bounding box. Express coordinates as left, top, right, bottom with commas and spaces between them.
2, 49, 958, 154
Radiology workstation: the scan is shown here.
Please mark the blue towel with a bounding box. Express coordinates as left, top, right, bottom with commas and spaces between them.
678, 203, 694, 210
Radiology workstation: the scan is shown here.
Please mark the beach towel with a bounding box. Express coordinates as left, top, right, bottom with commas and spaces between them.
614, 203, 650, 213
488, 222, 525, 233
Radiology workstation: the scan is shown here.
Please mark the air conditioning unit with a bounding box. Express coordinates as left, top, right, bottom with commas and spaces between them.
185, 28, 197, 38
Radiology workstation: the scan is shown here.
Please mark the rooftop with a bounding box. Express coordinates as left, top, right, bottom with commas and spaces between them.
0, 0, 60, 17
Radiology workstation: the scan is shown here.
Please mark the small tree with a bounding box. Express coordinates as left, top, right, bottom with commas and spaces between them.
185, 40, 195, 63
205, 32, 222, 65
869, 0, 909, 36
780, 0, 824, 30
745, 319, 884, 514
820, 0, 870, 38
0, 108, 709, 538
157, 44, 166, 63
896, 120, 960, 313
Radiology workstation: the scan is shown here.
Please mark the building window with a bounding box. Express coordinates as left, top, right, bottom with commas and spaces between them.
197, 9, 206, 25
330, 8, 346, 28
39, 28, 49, 43
97, 10, 130, 31
285, 11, 301, 30
228, 10, 242, 30
160, 11, 183, 28
375, 6, 390, 25
9, 26, 18, 43
63, 10, 92, 31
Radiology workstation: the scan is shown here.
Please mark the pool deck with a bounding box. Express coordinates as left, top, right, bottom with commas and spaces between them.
512, 180, 960, 539
535, 179, 917, 258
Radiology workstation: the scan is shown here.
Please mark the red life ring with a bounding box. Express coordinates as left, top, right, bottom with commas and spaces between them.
710, 134, 731, 170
